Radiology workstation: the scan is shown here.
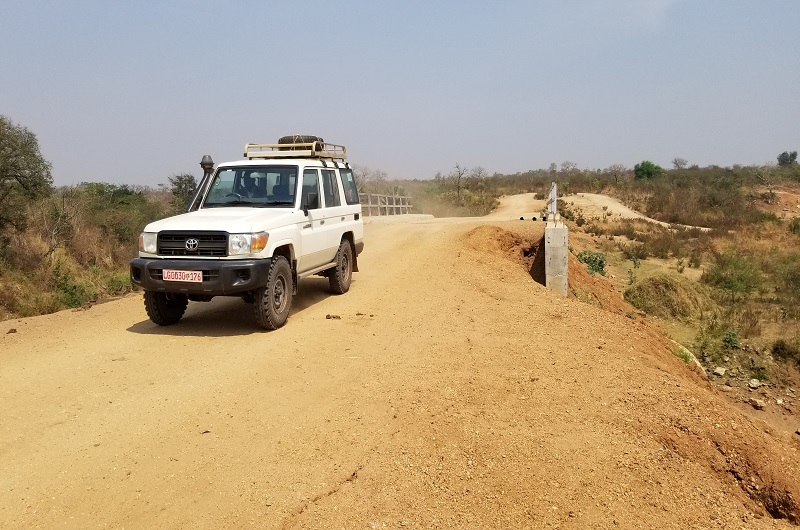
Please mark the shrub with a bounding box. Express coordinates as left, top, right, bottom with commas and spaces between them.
576, 250, 606, 276
773, 253, 800, 312
624, 272, 715, 320
634, 161, 664, 180
610, 222, 637, 240
105, 271, 133, 296
53, 263, 92, 308
789, 217, 800, 236
701, 250, 762, 302
722, 329, 740, 350
584, 222, 605, 236
619, 242, 648, 262
772, 339, 800, 365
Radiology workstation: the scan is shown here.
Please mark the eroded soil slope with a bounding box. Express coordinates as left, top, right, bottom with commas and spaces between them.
1, 213, 799, 529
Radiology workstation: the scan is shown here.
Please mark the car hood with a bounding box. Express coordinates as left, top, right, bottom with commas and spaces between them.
143, 207, 301, 233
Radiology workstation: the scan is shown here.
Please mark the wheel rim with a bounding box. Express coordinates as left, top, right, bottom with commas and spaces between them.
273, 275, 287, 312
342, 252, 351, 279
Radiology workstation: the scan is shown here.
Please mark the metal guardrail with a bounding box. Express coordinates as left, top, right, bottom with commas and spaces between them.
359, 193, 413, 216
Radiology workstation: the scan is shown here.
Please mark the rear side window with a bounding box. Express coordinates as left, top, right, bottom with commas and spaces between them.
339, 168, 360, 205
321, 169, 341, 207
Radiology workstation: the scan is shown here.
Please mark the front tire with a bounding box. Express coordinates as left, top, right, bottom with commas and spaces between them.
254, 257, 293, 330
144, 291, 188, 326
328, 241, 353, 294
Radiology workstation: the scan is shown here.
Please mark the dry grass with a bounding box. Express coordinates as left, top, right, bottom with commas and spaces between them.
623, 272, 716, 321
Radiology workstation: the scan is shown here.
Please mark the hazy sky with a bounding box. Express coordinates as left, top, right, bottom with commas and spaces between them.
2, 1, 798, 187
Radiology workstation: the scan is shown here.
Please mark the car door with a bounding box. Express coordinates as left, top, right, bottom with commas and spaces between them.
319, 168, 347, 248
297, 168, 329, 272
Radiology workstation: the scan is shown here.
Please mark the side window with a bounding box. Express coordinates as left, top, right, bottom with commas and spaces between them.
321, 169, 341, 207
339, 168, 360, 205
301, 169, 320, 210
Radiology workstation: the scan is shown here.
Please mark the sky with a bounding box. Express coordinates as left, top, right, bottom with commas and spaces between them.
1, 1, 799, 187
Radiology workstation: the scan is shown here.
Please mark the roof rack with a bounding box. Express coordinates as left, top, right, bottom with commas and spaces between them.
244, 141, 347, 161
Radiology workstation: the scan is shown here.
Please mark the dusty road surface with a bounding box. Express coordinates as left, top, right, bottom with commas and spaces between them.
2, 195, 799, 529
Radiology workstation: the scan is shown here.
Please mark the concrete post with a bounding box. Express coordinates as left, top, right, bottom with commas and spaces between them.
545, 214, 569, 297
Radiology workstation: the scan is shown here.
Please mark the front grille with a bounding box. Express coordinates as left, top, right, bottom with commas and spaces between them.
158, 231, 228, 257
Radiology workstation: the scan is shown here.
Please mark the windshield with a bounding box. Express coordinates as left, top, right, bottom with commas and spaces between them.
202, 166, 298, 208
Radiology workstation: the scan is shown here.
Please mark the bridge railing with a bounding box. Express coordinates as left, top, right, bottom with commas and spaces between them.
359, 193, 413, 216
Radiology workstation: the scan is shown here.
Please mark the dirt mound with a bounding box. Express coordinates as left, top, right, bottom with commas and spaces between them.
462, 224, 636, 316
568, 252, 635, 315
624, 271, 716, 320
460, 224, 534, 267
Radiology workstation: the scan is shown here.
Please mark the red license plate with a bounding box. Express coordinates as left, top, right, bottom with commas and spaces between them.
163, 269, 202, 283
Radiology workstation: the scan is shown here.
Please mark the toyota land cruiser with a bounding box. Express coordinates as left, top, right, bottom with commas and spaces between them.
130, 135, 364, 330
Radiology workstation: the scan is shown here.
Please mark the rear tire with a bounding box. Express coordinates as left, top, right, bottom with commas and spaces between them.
144, 291, 188, 326
328, 241, 353, 294
254, 257, 293, 330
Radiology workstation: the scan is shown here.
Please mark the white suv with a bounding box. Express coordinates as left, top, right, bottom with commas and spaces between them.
130, 135, 364, 330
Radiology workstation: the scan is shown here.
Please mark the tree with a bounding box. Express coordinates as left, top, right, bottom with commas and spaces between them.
753, 164, 777, 204
168, 173, 197, 212
777, 151, 798, 167
0, 115, 53, 237
606, 164, 628, 184
560, 161, 578, 173
633, 160, 663, 180
672, 157, 688, 169
701, 251, 762, 302
451, 164, 468, 206
467, 166, 487, 190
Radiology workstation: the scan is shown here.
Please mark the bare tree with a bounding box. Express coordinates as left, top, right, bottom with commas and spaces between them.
352, 165, 388, 194
560, 161, 578, 173
672, 157, 688, 170
754, 164, 777, 204
451, 164, 468, 206
41, 191, 82, 261
606, 164, 628, 184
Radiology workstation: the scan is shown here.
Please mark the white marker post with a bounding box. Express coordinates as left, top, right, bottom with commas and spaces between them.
545, 182, 568, 297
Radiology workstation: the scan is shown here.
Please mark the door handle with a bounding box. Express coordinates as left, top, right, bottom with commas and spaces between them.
320, 220, 325, 225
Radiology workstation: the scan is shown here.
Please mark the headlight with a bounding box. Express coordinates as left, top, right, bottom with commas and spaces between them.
139, 232, 157, 253
228, 232, 269, 255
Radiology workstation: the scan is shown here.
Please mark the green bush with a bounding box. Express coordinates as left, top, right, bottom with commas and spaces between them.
53, 264, 92, 308
701, 251, 762, 301
105, 272, 133, 296
722, 329, 740, 350
576, 250, 607, 276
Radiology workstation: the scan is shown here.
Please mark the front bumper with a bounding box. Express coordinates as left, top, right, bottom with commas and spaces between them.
130, 257, 271, 295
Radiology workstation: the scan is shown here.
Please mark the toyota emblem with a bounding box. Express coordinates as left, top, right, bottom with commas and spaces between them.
185, 238, 199, 251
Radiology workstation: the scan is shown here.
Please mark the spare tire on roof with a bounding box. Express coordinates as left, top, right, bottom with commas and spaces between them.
278, 135, 324, 151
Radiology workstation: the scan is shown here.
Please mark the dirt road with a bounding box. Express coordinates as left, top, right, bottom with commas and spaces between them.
565, 193, 712, 231
1, 197, 799, 528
